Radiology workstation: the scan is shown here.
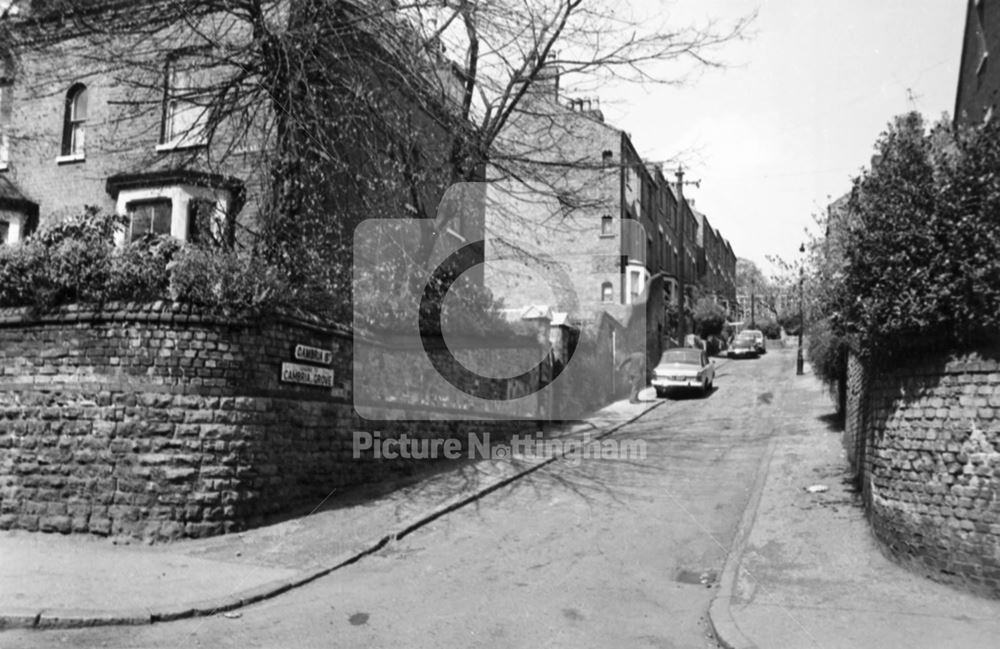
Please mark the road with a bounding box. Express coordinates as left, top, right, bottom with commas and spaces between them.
5, 343, 797, 649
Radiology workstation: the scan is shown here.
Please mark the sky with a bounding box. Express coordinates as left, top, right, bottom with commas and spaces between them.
587, 0, 968, 273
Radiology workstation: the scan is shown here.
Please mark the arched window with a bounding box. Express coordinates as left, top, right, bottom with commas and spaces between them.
61, 83, 88, 157
601, 281, 613, 303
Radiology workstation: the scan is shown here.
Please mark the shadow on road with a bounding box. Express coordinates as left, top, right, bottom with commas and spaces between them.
660, 386, 719, 401
817, 412, 844, 432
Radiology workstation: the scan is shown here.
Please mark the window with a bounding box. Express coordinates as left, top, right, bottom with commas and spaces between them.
630, 269, 641, 303
0, 90, 9, 169
600, 215, 614, 236
61, 83, 87, 158
127, 199, 172, 242
161, 54, 209, 149
111, 179, 238, 247
601, 150, 613, 165
187, 198, 212, 244
0, 221, 8, 244
0, 58, 10, 169
187, 198, 233, 246
601, 282, 613, 303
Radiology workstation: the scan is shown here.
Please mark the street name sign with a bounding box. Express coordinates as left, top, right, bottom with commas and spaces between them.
294, 344, 333, 366
280, 362, 334, 387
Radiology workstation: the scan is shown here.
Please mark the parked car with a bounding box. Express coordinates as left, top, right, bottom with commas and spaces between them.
651, 347, 715, 397
740, 329, 766, 354
727, 336, 759, 359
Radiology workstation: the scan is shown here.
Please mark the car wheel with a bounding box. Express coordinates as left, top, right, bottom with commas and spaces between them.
655, 387, 666, 398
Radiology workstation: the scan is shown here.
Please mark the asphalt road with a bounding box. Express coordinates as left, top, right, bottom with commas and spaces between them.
4, 344, 796, 649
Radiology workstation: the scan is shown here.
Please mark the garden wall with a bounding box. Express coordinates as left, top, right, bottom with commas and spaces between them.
848, 345, 1000, 598
0, 302, 548, 541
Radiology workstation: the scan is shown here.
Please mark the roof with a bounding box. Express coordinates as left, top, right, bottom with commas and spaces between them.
0, 174, 39, 230
519, 304, 553, 321
0, 173, 30, 203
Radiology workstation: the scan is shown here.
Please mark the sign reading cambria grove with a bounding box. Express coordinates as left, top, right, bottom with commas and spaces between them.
280, 362, 335, 388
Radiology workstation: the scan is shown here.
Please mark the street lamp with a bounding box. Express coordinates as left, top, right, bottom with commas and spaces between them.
796, 242, 805, 376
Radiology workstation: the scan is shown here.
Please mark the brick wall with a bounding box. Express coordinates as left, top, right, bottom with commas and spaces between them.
843, 345, 869, 486
0, 302, 544, 541
847, 345, 1000, 597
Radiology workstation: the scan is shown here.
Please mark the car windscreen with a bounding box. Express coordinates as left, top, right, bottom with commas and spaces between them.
659, 350, 701, 365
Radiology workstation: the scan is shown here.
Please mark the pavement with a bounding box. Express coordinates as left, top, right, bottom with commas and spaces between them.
709, 357, 1000, 649
0, 394, 663, 630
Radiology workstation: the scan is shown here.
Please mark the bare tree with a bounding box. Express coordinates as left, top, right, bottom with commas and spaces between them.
4, 0, 753, 319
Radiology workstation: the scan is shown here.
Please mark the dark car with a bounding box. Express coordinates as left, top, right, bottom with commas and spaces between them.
728, 336, 759, 359
739, 329, 766, 354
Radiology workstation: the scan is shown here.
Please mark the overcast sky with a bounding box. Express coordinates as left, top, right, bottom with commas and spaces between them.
589, 0, 968, 273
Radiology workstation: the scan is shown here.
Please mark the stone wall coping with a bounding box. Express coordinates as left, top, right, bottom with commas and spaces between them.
0, 302, 542, 350
0, 302, 354, 340
877, 352, 1000, 376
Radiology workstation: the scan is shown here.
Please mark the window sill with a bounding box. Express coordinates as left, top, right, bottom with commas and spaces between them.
599, 233, 615, 238
56, 154, 85, 165
156, 141, 207, 153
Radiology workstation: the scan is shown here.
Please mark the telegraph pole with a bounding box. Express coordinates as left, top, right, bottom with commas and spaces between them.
674, 165, 700, 341
796, 242, 805, 375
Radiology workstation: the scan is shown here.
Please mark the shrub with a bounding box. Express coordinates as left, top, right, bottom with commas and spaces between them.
0, 207, 121, 310
693, 298, 727, 338
0, 207, 294, 318
807, 317, 847, 395
837, 112, 1000, 350
106, 236, 182, 302
778, 313, 802, 336
167, 246, 295, 317
0, 241, 47, 307
758, 319, 782, 339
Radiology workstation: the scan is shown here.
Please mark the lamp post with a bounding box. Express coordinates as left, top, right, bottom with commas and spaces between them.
796, 242, 805, 376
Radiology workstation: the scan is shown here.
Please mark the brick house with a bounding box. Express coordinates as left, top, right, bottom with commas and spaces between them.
955, 0, 1000, 126
0, 2, 261, 247
0, 0, 457, 252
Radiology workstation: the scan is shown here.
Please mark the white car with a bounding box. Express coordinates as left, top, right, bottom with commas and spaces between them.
651, 348, 716, 397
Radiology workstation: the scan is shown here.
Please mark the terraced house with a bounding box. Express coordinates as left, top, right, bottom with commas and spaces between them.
483, 64, 738, 354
